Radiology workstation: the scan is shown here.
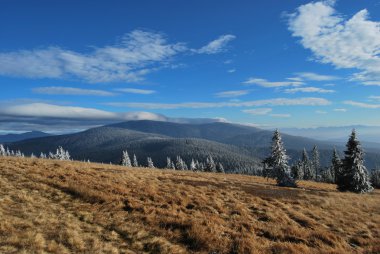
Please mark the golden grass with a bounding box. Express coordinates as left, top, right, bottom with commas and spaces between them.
0, 156, 379, 254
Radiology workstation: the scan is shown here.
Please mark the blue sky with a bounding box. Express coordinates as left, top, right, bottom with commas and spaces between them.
1, 0, 380, 132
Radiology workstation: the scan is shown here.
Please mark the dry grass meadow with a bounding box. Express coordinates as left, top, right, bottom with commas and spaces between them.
0, 156, 379, 254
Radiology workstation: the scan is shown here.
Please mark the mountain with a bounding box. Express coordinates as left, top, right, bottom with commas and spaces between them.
8, 120, 380, 170
0, 131, 51, 143
7, 125, 262, 173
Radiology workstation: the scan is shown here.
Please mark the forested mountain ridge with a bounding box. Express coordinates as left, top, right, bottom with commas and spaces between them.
6, 120, 380, 170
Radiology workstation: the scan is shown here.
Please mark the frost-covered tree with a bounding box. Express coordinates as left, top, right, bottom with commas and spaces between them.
30, 153, 36, 158
147, 157, 154, 168
190, 159, 196, 171
54, 146, 70, 160
15, 150, 24, 157
196, 160, 204, 172
312, 145, 320, 180
0, 145, 5, 156
370, 169, 380, 189
48, 152, 55, 159
40, 152, 47, 159
121, 150, 132, 167
206, 155, 216, 172
338, 130, 373, 193
291, 160, 304, 180
132, 154, 138, 167
0, 144, 5, 156
301, 148, 313, 180
175, 156, 187, 170
331, 148, 343, 184
216, 162, 225, 173
166, 157, 172, 169
320, 167, 334, 183
264, 129, 296, 187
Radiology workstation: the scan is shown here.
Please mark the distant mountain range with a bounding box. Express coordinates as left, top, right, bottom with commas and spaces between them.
6, 121, 380, 171
283, 125, 380, 143
0, 131, 51, 143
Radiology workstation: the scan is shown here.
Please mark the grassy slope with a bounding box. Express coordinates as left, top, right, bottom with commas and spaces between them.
0, 157, 379, 254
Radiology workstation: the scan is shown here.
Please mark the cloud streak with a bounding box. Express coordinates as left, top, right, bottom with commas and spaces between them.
344, 100, 380, 109
284, 86, 335, 94
242, 108, 272, 115
196, 35, 236, 54
106, 97, 331, 109
215, 90, 250, 98
33, 86, 116, 96
244, 78, 303, 87
115, 88, 156, 94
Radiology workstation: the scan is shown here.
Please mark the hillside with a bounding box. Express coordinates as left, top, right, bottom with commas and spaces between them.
7, 126, 262, 172
1, 157, 379, 253
8, 120, 380, 169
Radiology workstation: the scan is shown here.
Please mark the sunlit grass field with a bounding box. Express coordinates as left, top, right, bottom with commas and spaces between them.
1, 157, 379, 253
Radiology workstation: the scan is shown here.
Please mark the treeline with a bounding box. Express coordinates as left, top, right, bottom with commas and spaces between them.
120, 149, 226, 173
263, 129, 376, 192
1, 129, 379, 191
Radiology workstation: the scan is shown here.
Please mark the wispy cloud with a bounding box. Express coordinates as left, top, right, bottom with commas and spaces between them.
196, 35, 236, 54
0, 30, 235, 83
288, 1, 380, 85
243, 78, 303, 87
369, 96, 380, 101
242, 108, 272, 115
270, 113, 291, 118
32, 86, 116, 96
334, 108, 347, 112
344, 100, 380, 109
227, 69, 236, 73
295, 72, 339, 81
315, 110, 327, 114
215, 90, 249, 98
284, 86, 335, 94
115, 88, 156, 94
106, 97, 331, 109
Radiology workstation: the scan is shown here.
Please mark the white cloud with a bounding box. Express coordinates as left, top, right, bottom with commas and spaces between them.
227, 69, 236, 73
196, 35, 236, 54
369, 96, 380, 101
244, 78, 303, 87
215, 90, 249, 98
295, 72, 339, 81
1, 103, 118, 120
106, 97, 331, 109
362, 81, 380, 86
115, 88, 156, 94
32, 86, 116, 96
344, 100, 380, 109
334, 108, 347, 112
270, 114, 291, 118
287, 77, 303, 82
284, 86, 335, 93
0, 102, 226, 131
0, 30, 235, 83
288, 1, 380, 85
315, 110, 327, 114
242, 108, 272, 115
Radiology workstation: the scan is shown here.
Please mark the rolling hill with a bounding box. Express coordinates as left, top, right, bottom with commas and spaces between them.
6, 120, 380, 170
